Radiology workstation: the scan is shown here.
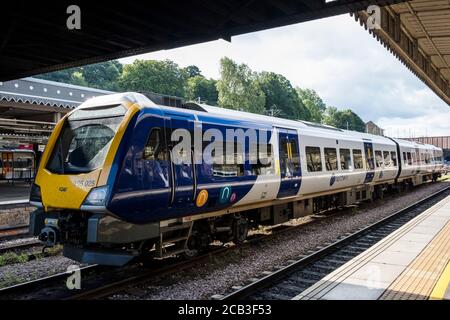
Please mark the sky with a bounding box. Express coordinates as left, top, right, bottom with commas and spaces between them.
119, 14, 450, 138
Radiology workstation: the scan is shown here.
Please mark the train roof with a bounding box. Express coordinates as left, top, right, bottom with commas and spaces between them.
77, 93, 437, 150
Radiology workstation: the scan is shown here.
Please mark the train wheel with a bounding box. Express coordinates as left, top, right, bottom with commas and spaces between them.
232, 215, 248, 244
183, 225, 209, 259
183, 232, 200, 259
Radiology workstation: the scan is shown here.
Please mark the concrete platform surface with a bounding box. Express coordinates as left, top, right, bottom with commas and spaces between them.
293, 194, 450, 300
0, 181, 31, 205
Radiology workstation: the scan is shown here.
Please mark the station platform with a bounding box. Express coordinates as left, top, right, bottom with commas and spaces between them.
293, 194, 450, 300
0, 181, 30, 205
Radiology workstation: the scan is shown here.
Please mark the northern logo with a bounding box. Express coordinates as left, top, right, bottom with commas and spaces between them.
330, 174, 336, 186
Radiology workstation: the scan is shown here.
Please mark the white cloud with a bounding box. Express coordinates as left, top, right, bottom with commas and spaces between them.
119, 14, 449, 136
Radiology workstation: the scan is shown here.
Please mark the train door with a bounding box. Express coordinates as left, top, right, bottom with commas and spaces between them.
415, 148, 420, 174
276, 128, 301, 198
166, 115, 196, 208
363, 141, 375, 183
113, 115, 172, 219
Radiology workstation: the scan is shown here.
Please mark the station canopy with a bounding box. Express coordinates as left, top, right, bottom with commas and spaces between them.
1, 1, 402, 81
355, 0, 450, 105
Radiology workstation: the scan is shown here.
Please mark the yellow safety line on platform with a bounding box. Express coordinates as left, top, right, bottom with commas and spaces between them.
430, 261, 450, 300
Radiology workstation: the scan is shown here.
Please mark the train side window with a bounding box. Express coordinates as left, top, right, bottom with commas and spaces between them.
324, 148, 338, 171
407, 152, 412, 165
375, 150, 383, 168
403, 152, 407, 165
339, 148, 351, 170
144, 128, 162, 161
211, 141, 244, 177
306, 146, 322, 172
290, 139, 300, 172
425, 153, 430, 164
251, 143, 273, 175
352, 149, 363, 169
383, 151, 391, 167
412, 153, 416, 165
390, 151, 397, 167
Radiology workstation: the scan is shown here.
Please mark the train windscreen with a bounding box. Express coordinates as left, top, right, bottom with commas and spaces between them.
46, 105, 126, 174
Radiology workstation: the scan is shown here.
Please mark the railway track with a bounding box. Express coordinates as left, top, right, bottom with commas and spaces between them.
0, 240, 41, 255
0, 212, 345, 300
0, 224, 30, 240
218, 185, 450, 300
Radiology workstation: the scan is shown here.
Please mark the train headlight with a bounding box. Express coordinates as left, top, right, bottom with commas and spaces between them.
83, 186, 108, 206
29, 183, 42, 205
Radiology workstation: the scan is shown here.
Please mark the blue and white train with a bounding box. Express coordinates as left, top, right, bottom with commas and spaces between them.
29, 93, 444, 265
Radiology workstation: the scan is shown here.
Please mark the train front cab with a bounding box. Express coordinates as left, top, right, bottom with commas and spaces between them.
29, 93, 164, 266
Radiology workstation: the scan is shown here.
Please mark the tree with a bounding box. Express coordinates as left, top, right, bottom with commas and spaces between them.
36, 61, 123, 90
216, 57, 265, 114
258, 72, 310, 121
36, 67, 82, 83
296, 88, 326, 123
119, 59, 186, 97
183, 65, 202, 78
323, 107, 365, 132
82, 60, 123, 91
70, 71, 88, 86
185, 75, 218, 105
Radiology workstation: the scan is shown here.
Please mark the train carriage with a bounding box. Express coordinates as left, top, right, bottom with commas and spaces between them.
29, 93, 444, 265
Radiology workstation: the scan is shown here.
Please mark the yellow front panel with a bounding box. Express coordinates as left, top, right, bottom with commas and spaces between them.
38, 168, 101, 210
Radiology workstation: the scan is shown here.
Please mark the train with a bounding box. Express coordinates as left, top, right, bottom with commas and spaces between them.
29, 92, 444, 266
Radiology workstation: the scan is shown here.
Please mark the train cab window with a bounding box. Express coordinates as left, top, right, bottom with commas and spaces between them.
383, 151, 391, 167
339, 148, 351, 170
390, 151, 397, 167
375, 151, 383, 168
407, 152, 412, 165
46, 117, 122, 174
352, 149, 363, 169
324, 148, 338, 171
306, 146, 322, 172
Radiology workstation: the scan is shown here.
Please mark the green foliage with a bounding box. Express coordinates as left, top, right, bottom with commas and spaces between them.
183, 65, 202, 78
296, 88, 326, 123
257, 72, 310, 120
82, 60, 123, 90
37, 67, 81, 83
70, 71, 88, 87
323, 107, 366, 132
185, 75, 218, 105
35, 57, 367, 130
217, 57, 265, 114
0, 252, 29, 266
119, 59, 187, 97
37, 60, 122, 90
